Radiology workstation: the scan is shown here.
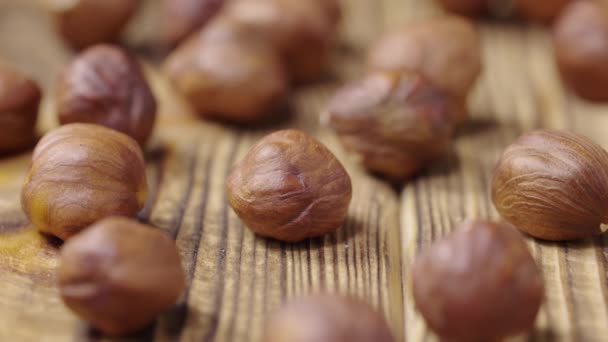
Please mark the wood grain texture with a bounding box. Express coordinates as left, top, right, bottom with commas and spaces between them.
0, 0, 607, 341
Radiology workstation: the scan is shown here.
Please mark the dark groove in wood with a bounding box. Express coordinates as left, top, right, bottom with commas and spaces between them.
561, 245, 583, 341
225, 219, 246, 342
139, 147, 167, 222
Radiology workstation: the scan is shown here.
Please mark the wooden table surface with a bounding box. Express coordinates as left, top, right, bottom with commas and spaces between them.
1, 0, 607, 341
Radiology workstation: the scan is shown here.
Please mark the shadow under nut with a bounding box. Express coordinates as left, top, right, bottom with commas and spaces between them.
491, 130, 608, 240
226, 129, 352, 242
21, 124, 148, 240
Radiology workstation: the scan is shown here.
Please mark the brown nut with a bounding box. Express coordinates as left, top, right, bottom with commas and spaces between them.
223, 0, 336, 82
553, 1, 608, 101
412, 220, 544, 341
436, 0, 488, 16
0, 63, 41, 152
367, 16, 481, 101
21, 123, 148, 240
161, 0, 225, 47
226, 129, 352, 242
57, 45, 157, 146
515, 0, 571, 22
492, 130, 608, 241
47, 0, 141, 49
164, 18, 288, 123
59, 217, 185, 336
264, 294, 394, 342
325, 71, 457, 180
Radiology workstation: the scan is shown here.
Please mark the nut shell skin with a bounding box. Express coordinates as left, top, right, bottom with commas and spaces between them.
0, 63, 41, 152
325, 72, 456, 181
57, 45, 157, 146
492, 130, 608, 241
226, 129, 352, 242
21, 123, 148, 240
553, 1, 608, 101
515, 0, 571, 23
59, 217, 185, 336
164, 18, 288, 124
412, 221, 544, 342
367, 16, 481, 101
264, 294, 394, 342
162, 0, 225, 47
223, 0, 336, 83
51, 0, 141, 49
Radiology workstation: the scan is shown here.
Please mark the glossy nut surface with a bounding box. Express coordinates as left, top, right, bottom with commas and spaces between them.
21, 124, 148, 240
553, 1, 608, 101
492, 130, 608, 241
325, 71, 456, 180
59, 217, 185, 336
264, 294, 394, 342
164, 18, 288, 123
367, 15, 481, 100
226, 129, 352, 242
413, 220, 544, 341
50, 0, 141, 49
162, 0, 225, 46
57, 45, 157, 146
0, 63, 41, 152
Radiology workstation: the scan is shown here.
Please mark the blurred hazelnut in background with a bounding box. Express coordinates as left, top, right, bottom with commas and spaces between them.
57, 44, 157, 146
553, 0, 608, 101
437, 0, 571, 22
46, 0, 142, 49
162, 0, 225, 47
0, 63, 41, 153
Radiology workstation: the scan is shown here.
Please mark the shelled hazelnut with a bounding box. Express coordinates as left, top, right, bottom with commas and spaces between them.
367, 15, 481, 102
47, 0, 141, 49
437, 0, 570, 22
223, 0, 336, 82
164, 17, 288, 123
0, 63, 41, 153
324, 71, 458, 180
57, 45, 157, 146
21, 124, 148, 240
264, 294, 394, 342
59, 217, 185, 336
162, 0, 225, 47
492, 130, 608, 241
553, 1, 608, 101
413, 220, 544, 341
226, 129, 352, 242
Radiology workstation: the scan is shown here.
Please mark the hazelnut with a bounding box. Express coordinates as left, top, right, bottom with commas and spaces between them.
264, 294, 394, 342
436, 0, 487, 17
161, 0, 225, 47
21, 123, 148, 240
325, 71, 457, 180
59, 217, 185, 336
47, 0, 141, 49
0, 63, 41, 152
57, 45, 157, 146
515, 0, 572, 22
413, 220, 544, 341
223, 0, 336, 82
226, 129, 352, 242
367, 16, 481, 101
164, 18, 288, 123
492, 130, 608, 241
553, 1, 608, 101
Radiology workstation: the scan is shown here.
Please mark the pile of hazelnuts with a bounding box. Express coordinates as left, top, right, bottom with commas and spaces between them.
2, 0, 608, 340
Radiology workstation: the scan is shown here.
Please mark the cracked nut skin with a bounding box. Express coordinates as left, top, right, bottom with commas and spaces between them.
162, 0, 225, 47
226, 129, 352, 242
325, 71, 457, 181
51, 0, 141, 49
57, 45, 157, 146
553, 1, 608, 101
413, 220, 544, 342
492, 130, 608, 241
59, 217, 185, 336
21, 124, 148, 240
0, 63, 41, 152
223, 0, 336, 83
367, 15, 481, 102
164, 17, 288, 123
264, 294, 394, 342
515, 0, 571, 22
